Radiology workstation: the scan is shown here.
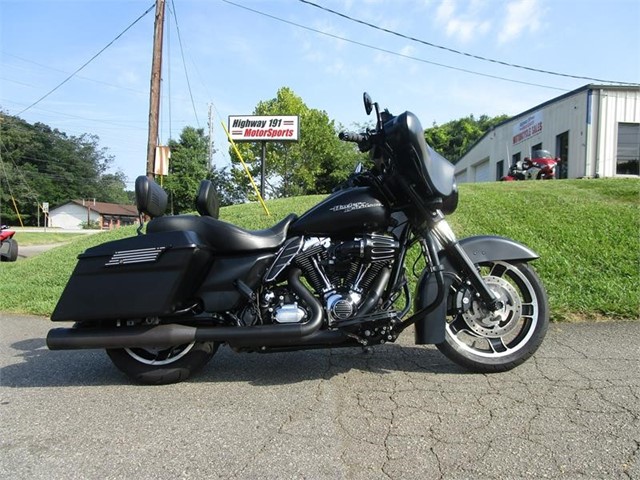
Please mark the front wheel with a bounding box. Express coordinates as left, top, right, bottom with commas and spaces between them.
436, 261, 549, 373
106, 341, 218, 385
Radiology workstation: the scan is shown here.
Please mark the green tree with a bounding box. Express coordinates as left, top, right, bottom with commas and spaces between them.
424, 114, 509, 163
0, 112, 126, 225
209, 165, 247, 207
97, 172, 129, 204
163, 126, 210, 214
230, 87, 362, 198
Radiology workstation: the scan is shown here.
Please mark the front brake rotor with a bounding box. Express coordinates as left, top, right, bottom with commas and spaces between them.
457, 276, 522, 338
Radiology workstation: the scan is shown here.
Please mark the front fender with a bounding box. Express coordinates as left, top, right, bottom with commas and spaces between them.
413, 236, 539, 344
453, 235, 539, 264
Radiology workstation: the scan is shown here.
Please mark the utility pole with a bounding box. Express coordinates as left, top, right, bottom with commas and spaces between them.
207, 103, 214, 172
260, 141, 266, 198
146, 0, 166, 180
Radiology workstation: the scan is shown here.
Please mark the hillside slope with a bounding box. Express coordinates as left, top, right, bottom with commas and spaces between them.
0, 178, 637, 320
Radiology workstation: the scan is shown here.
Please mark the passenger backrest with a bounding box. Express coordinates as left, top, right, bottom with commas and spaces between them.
195, 179, 220, 219
135, 175, 168, 218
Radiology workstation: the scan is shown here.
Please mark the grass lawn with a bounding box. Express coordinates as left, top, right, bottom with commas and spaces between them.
0, 178, 637, 321
10, 232, 88, 246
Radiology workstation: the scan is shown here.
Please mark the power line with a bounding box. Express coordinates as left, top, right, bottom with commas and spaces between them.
166, 5, 173, 140
0, 142, 39, 201
298, 0, 640, 86
16, 3, 156, 116
169, 0, 200, 128
221, 0, 566, 91
1, 52, 148, 95
168, 27, 236, 168
2, 99, 148, 131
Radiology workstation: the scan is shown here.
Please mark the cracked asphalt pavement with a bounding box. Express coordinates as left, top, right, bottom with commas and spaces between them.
1, 314, 638, 479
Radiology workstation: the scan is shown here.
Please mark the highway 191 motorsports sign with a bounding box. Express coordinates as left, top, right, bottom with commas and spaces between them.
228, 115, 299, 142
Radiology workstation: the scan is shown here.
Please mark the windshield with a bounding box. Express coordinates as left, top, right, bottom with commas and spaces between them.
532, 149, 553, 159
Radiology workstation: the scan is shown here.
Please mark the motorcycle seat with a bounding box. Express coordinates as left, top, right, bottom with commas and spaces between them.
147, 213, 298, 252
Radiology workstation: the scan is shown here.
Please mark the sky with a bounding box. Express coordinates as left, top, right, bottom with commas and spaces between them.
1, 0, 639, 189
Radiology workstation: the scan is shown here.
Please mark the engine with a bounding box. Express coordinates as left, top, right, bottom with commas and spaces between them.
260, 234, 399, 326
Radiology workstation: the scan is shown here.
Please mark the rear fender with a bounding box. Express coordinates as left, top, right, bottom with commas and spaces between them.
413, 236, 539, 344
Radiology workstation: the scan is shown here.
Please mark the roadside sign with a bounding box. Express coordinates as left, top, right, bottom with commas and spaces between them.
228, 115, 299, 142
42, 202, 49, 213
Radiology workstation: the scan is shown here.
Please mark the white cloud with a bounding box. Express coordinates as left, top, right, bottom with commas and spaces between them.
399, 45, 417, 57
436, 0, 456, 23
435, 0, 492, 44
499, 0, 542, 44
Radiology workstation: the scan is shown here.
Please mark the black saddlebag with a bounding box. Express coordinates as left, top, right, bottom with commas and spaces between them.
51, 231, 213, 322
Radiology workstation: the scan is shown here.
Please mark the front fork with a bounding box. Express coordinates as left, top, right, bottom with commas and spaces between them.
427, 211, 502, 311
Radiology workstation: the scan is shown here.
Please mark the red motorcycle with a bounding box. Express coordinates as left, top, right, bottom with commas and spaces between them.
502, 149, 560, 181
0, 225, 18, 262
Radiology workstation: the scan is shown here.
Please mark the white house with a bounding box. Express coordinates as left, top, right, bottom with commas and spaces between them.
454, 84, 640, 183
49, 200, 139, 230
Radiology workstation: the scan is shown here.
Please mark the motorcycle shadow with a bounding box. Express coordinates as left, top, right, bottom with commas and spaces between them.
198, 344, 468, 387
1, 337, 125, 388
1, 338, 467, 388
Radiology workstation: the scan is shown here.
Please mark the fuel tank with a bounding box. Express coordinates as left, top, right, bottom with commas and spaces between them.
289, 187, 390, 237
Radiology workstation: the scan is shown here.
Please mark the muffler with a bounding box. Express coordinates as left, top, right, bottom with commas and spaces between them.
46, 323, 197, 350
46, 269, 324, 350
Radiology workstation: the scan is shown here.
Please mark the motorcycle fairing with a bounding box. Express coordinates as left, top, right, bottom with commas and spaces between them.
413, 235, 539, 344
383, 111, 456, 199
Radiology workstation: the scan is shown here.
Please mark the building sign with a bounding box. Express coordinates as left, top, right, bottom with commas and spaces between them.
228, 115, 299, 142
513, 110, 543, 145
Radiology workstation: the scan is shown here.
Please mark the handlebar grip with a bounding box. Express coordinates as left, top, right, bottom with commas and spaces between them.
339, 131, 365, 143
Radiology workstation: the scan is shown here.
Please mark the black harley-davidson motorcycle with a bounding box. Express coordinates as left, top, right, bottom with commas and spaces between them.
47, 93, 549, 384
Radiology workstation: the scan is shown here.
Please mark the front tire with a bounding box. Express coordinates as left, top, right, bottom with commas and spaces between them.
436, 261, 549, 373
106, 341, 218, 385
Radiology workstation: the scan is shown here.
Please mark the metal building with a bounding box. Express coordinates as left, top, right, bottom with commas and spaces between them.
453, 84, 640, 183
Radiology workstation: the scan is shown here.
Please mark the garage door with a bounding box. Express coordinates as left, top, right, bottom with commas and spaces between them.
454, 170, 467, 184
473, 160, 491, 182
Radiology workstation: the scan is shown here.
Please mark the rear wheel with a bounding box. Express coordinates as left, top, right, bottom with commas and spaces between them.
1, 239, 18, 262
436, 261, 549, 372
106, 341, 218, 385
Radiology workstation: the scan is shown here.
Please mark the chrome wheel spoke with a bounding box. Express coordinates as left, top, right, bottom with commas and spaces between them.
447, 261, 540, 359
489, 262, 508, 278
521, 302, 536, 317
125, 342, 195, 366
450, 315, 470, 334
488, 336, 508, 354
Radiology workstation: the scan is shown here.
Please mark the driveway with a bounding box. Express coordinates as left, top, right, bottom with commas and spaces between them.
17, 243, 68, 260
1, 314, 638, 479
